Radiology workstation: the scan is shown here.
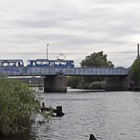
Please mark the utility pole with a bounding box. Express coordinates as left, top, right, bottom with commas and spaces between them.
46, 44, 49, 60
137, 43, 139, 59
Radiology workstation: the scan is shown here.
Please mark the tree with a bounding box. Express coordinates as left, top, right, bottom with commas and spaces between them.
80, 51, 114, 67
68, 51, 114, 89
130, 58, 140, 85
80, 51, 114, 89
67, 76, 81, 88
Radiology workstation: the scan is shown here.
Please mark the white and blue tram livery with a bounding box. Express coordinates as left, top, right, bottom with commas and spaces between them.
27, 59, 74, 68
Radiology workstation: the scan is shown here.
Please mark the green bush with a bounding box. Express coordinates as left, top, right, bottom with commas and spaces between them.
0, 74, 40, 136
67, 76, 81, 88
130, 58, 140, 84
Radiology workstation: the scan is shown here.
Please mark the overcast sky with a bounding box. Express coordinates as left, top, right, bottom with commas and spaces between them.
0, 0, 140, 67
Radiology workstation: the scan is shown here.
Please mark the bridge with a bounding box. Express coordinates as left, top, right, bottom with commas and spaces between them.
0, 66, 130, 92
0, 67, 129, 76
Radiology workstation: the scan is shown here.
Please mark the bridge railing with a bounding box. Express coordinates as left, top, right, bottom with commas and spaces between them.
0, 66, 129, 76
64, 67, 129, 76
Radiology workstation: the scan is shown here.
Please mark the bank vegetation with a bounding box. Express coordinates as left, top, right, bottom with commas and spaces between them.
0, 74, 40, 136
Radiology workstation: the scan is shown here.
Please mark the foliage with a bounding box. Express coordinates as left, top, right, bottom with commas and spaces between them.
0, 74, 40, 136
130, 58, 140, 84
80, 51, 114, 67
67, 76, 81, 88
80, 51, 114, 88
68, 51, 114, 89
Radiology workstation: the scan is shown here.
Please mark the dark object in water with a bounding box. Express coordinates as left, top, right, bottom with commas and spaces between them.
55, 106, 64, 117
41, 103, 64, 117
89, 134, 97, 140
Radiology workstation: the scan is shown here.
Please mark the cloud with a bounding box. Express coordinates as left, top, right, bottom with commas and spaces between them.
0, 0, 140, 67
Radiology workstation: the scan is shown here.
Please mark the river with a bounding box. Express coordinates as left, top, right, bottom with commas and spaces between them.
2, 89, 140, 140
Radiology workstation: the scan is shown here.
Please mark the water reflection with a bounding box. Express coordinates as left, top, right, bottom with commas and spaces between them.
35, 90, 140, 140
1, 90, 140, 140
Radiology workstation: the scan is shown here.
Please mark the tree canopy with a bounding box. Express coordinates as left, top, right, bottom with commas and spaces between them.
130, 58, 140, 84
80, 51, 114, 67
67, 51, 114, 89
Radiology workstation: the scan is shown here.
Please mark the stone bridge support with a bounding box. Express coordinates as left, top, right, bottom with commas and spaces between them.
44, 75, 67, 92
105, 76, 129, 91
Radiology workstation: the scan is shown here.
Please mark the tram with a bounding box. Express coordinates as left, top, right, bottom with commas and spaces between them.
0, 59, 74, 68
0, 59, 24, 67
27, 59, 74, 68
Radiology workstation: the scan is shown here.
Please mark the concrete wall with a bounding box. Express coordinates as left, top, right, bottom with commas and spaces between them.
44, 75, 67, 92
105, 76, 129, 91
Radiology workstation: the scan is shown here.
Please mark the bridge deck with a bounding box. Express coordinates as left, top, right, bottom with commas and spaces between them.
0, 67, 129, 76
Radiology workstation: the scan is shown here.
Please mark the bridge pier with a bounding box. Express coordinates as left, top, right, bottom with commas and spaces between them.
44, 75, 67, 92
105, 76, 129, 91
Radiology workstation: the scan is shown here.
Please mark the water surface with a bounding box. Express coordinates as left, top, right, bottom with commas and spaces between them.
2, 89, 140, 140
33, 89, 140, 140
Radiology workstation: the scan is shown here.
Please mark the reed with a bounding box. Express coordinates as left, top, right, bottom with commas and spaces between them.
0, 74, 40, 136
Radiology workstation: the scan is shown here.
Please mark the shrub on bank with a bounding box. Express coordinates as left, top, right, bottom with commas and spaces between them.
0, 74, 40, 136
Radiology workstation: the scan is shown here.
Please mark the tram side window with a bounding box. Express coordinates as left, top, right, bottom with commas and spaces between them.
19, 61, 24, 66
55, 61, 59, 66
71, 61, 74, 65
55, 61, 66, 66
32, 62, 36, 66
49, 61, 55, 66
27, 61, 36, 66
60, 61, 66, 65
8, 62, 16, 66
3, 62, 9, 66
36, 61, 49, 66
11, 62, 16, 66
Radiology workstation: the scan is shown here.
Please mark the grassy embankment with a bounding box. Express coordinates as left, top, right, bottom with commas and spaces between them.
0, 74, 40, 136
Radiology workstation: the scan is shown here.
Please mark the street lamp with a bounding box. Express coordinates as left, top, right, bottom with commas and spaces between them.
46, 44, 49, 60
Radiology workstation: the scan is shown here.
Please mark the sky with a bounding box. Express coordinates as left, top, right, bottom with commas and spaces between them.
0, 0, 140, 67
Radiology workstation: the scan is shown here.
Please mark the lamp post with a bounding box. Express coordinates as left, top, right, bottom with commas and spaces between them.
46, 44, 49, 60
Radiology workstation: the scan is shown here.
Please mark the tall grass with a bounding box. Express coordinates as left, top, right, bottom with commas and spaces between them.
0, 74, 40, 136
